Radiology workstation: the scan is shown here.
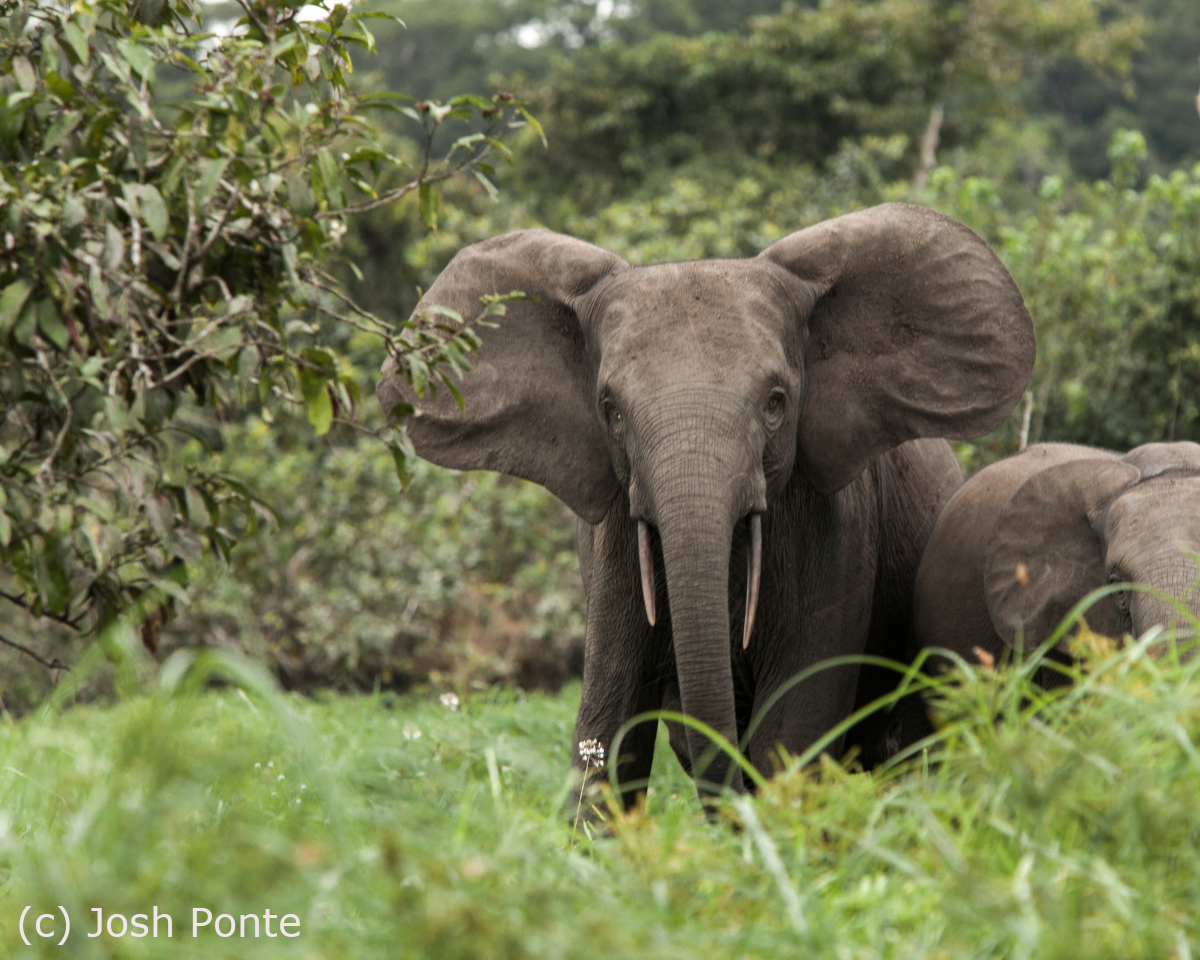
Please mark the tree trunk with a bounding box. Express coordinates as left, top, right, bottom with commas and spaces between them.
912, 100, 945, 191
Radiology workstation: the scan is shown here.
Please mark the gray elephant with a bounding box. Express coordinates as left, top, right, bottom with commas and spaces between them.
913, 441, 1200, 681
376, 203, 1034, 802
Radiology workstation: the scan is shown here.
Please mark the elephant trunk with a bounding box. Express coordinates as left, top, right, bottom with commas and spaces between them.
654, 495, 745, 795
626, 395, 767, 797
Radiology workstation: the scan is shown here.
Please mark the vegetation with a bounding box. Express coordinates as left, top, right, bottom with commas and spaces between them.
0, 0, 533, 662
3, 0, 1200, 697
1, 633, 1198, 957
2, 3, 1200, 952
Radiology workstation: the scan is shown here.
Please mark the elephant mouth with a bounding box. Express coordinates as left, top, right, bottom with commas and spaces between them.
635, 514, 763, 648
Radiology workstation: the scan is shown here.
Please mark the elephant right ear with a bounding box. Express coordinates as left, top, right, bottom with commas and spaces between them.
984, 459, 1141, 648
376, 229, 627, 524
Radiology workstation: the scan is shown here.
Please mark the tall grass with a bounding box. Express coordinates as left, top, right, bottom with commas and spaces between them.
0, 632, 1197, 958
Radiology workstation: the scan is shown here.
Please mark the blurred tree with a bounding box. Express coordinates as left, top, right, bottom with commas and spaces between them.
1036, 0, 1200, 178
0, 0, 535, 668
513, 0, 1143, 209
518, 0, 1142, 207
356, 0, 790, 105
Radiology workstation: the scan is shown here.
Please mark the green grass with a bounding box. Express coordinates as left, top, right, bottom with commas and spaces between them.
1, 636, 1198, 959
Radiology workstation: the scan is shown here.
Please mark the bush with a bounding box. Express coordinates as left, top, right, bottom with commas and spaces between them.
162, 416, 585, 696
0, 0, 533, 670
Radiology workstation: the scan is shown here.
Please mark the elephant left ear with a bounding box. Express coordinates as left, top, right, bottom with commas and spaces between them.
759, 203, 1035, 494
984, 459, 1141, 649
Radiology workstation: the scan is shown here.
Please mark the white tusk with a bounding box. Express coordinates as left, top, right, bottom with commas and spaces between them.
637, 520, 656, 627
743, 514, 762, 649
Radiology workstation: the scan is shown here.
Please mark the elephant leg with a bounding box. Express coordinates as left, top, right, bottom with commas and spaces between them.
572, 492, 672, 812
847, 438, 962, 767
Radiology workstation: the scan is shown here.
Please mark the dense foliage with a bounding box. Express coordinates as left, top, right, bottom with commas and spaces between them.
3, 0, 1200, 704
2, 637, 1199, 957
516, 0, 1144, 205
170, 420, 583, 696
0, 0, 533, 663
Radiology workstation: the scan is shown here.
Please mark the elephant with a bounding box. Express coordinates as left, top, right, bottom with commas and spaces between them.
913, 440, 1200, 682
376, 203, 1035, 803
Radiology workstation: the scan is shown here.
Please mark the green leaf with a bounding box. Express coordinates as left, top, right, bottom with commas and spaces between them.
44, 110, 83, 151
309, 386, 333, 435
317, 150, 344, 210
353, 17, 375, 52
63, 21, 90, 65
390, 437, 415, 490
0, 279, 32, 335
425, 304, 462, 323
37, 299, 69, 351
138, 184, 169, 240
184, 486, 211, 527
450, 94, 495, 110
286, 172, 314, 217
406, 355, 429, 397
517, 108, 547, 147
89, 265, 111, 320
299, 367, 334, 435
300, 347, 338, 378
418, 182, 440, 231
12, 56, 35, 93
0, 509, 9, 548
473, 169, 499, 202
195, 157, 228, 209
271, 33, 300, 58
117, 38, 155, 78
443, 376, 465, 411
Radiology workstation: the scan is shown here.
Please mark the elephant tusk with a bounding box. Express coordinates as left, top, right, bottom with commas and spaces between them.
743, 514, 762, 649
637, 520, 656, 627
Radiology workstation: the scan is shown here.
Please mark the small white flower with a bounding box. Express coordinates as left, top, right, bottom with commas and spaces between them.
403, 723, 422, 741
440, 692, 460, 711
278, 774, 285, 781
578, 738, 606, 769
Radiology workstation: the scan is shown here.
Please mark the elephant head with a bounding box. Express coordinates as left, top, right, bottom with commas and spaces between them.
986, 441, 1200, 648
377, 203, 1034, 792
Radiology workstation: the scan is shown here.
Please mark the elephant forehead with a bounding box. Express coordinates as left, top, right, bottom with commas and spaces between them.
1105, 475, 1200, 554
584, 259, 804, 353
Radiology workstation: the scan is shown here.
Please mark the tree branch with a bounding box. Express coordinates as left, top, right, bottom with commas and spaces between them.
0, 634, 69, 671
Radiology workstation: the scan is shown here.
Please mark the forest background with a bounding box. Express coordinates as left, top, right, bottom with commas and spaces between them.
3, 0, 1200, 711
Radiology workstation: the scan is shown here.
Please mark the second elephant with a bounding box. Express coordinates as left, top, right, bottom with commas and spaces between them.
914, 441, 1200, 679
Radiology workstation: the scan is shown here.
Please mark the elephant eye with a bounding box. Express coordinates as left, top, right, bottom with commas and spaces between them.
604, 402, 623, 428
765, 391, 786, 416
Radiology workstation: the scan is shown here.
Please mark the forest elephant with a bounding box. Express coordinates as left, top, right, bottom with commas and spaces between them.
914, 441, 1200, 683
376, 203, 1035, 803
